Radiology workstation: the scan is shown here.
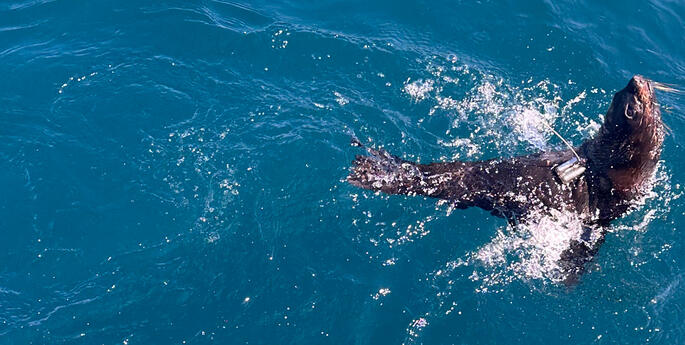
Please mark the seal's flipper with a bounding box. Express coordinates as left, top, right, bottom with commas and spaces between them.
558, 226, 606, 286
347, 147, 490, 209
347, 147, 424, 195
349, 146, 592, 221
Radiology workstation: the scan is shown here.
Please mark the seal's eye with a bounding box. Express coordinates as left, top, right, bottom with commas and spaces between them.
625, 101, 643, 120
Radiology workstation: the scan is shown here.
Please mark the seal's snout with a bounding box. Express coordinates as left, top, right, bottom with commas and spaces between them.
626, 75, 653, 104
628, 75, 647, 89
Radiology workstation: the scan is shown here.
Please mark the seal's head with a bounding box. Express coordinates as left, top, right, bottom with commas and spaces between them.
604, 75, 662, 136
585, 75, 665, 206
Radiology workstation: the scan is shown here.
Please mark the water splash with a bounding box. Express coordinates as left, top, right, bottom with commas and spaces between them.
400, 57, 604, 159
472, 209, 594, 286
141, 120, 242, 235
403, 79, 434, 102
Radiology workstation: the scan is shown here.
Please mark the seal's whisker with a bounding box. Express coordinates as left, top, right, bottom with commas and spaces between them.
662, 120, 673, 136
653, 81, 680, 88
652, 81, 683, 94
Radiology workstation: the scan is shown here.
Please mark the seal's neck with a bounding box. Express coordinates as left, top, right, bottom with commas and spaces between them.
584, 115, 664, 195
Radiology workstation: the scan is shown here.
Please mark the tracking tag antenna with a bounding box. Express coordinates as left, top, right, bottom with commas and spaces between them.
540, 120, 586, 184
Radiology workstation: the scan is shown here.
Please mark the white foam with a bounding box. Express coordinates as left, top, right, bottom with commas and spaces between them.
403, 79, 434, 102
333, 91, 349, 106
474, 209, 590, 283
400, 61, 608, 158
510, 106, 555, 150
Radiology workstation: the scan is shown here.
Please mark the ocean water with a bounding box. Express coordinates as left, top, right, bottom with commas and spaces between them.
1, 0, 685, 344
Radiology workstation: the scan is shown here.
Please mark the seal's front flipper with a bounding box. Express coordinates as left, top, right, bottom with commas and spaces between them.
558, 226, 606, 286
347, 145, 482, 208
347, 142, 583, 217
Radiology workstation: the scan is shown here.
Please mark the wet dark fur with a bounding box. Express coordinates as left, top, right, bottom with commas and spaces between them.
348, 76, 665, 284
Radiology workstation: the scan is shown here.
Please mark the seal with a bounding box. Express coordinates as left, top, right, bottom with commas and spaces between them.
348, 75, 665, 283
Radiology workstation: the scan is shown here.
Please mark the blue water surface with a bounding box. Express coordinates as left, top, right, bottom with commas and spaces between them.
1, 0, 685, 344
